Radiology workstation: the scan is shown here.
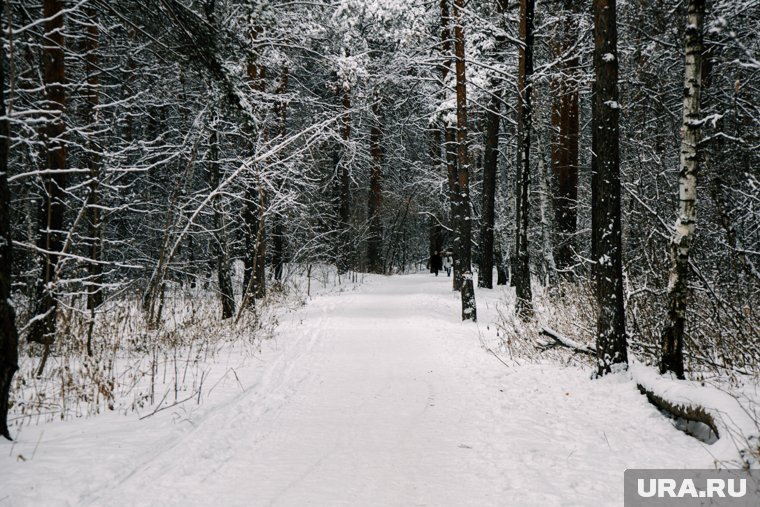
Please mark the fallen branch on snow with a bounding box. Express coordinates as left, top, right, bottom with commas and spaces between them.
538, 327, 758, 460
635, 382, 719, 438
632, 364, 758, 463
538, 327, 597, 357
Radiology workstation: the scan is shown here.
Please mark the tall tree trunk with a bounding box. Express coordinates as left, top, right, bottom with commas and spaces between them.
243, 180, 267, 303
271, 67, 289, 282
84, 6, 102, 356
592, 0, 627, 375
253, 178, 267, 300
551, 1, 580, 273
453, 0, 476, 321
514, 0, 534, 319
253, 64, 268, 300
537, 134, 557, 286
336, 77, 351, 275
446, 126, 461, 289
239, 182, 266, 316
209, 122, 235, 319
242, 27, 266, 299
660, 0, 705, 379
367, 103, 383, 274
0, 0, 19, 440
439, 0, 462, 291
495, 243, 508, 285
478, 92, 500, 289
428, 130, 444, 269
29, 0, 67, 346
479, 0, 510, 289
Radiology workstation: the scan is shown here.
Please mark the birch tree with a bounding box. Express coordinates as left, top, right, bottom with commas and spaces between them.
660, 0, 706, 379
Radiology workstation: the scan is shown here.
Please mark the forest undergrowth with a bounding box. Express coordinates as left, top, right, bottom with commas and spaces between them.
490, 276, 760, 467
7, 264, 350, 433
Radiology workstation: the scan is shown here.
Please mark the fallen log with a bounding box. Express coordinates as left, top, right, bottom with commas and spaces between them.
538, 327, 597, 357
635, 383, 719, 439
538, 327, 758, 455
631, 364, 757, 457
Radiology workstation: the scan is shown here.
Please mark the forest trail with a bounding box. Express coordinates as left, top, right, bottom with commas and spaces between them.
85, 274, 712, 507
5, 274, 713, 507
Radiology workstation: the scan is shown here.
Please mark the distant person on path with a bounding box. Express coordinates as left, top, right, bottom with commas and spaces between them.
430, 251, 443, 277
443, 253, 453, 277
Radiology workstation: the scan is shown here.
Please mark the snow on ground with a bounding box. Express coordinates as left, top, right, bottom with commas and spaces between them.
1, 273, 722, 506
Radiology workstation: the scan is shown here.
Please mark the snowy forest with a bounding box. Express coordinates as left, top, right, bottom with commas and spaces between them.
0, 0, 759, 504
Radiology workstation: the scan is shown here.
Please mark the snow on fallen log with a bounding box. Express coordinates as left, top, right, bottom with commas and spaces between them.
631, 363, 759, 464
539, 327, 597, 357
539, 327, 758, 462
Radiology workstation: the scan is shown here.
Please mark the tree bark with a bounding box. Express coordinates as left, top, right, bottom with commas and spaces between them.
514, 0, 534, 319
660, 0, 705, 379
453, 0, 476, 321
495, 242, 508, 285
478, 92, 500, 289
479, 1, 510, 289
83, 6, 102, 356
209, 122, 235, 319
0, 0, 19, 439
242, 41, 266, 302
550, 1, 580, 273
28, 0, 67, 345
253, 64, 268, 299
242, 27, 263, 299
446, 127, 461, 290
271, 66, 288, 282
336, 78, 351, 275
536, 134, 557, 286
428, 130, 444, 270
592, 0, 627, 375
367, 104, 383, 274
439, 0, 462, 291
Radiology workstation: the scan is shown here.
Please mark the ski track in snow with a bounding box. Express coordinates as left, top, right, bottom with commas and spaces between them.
1, 274, 716, 507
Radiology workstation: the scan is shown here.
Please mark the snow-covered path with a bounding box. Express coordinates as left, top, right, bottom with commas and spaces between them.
2, 274, 714, 506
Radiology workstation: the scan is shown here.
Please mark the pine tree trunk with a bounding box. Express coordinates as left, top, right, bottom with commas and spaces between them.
592, 0, 627, 375
254, 63, 268, 299
478, 92, 500, 289
551, 2, 580, 273
242, 188, 256, 293
453, 0, 476, 321
253, 186, 267, 300
337, 82, 352, 275
243, 175, 267, 302
495, 244, 508, 285
245, 58, 267, 301
536, 134, 557, 286
660, 0, 705, 379
82, 6, 103, 356
428, 130, 444, 270
84, 7, 103, 315
446, 128, 461, 290
367, 105, 383, 274
209, 123, 235, 319
514, 0, 534, 319
28, 0, 67, 345
0, 1, 19, 439
271, 67, 289, 282
439, 0, 461, 291
242, 28, 263, 297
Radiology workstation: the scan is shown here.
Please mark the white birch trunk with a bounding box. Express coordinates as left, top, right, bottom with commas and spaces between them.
661, 0, 705, 378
